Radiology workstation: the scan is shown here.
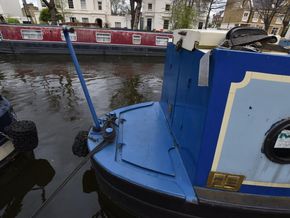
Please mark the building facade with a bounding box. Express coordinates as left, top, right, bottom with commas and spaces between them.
141, 0, 172, 31
0, 0, 26, 22
36, 0, 129, 28
221, 0, 289, 35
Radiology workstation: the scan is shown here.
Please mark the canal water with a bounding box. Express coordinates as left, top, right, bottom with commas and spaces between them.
0, 54, 164, 218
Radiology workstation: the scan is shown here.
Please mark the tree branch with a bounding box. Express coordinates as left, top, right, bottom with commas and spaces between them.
42, 0, 50, 7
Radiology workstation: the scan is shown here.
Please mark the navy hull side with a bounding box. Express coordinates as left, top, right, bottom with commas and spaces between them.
92, 158, 290, 218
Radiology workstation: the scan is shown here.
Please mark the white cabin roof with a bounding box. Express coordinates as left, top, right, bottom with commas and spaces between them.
173, 29, 227, 51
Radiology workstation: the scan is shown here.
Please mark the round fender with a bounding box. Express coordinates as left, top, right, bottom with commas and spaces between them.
263, 119, 290, 164
72, 131, 89, 157
6, 120, 38, 152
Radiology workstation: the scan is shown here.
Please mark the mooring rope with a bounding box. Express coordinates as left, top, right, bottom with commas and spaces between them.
31, 140, 108, 218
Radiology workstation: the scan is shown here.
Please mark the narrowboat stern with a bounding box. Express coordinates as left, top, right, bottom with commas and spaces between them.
80, 27, 290, 217
0, 95, 38, 168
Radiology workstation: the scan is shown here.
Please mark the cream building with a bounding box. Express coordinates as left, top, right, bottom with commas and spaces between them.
0, 0, 28, 22
141, 0, 172, 31
141, 0, 208, 31
37, 0, 129, 28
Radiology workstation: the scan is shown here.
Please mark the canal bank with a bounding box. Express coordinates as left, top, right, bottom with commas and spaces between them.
0, 54, 164, 217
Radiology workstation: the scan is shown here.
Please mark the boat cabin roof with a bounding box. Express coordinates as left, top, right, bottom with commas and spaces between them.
173, 29, 227, 50
173, 29, 289, 56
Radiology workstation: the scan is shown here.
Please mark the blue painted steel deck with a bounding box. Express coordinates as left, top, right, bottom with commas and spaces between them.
88, 102, 196, 202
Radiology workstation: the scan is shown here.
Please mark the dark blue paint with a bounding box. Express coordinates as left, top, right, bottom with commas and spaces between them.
240, 185, 290, 197
161, 45, 210, 183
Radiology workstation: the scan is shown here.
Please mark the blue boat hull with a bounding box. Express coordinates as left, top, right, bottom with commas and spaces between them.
92, 157, 290, 218
88, 102, 290, 217
86, 39, 290, 217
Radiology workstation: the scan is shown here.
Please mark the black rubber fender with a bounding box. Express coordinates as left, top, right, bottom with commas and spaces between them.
72, 131, 89, 157
6, 120, 38, 152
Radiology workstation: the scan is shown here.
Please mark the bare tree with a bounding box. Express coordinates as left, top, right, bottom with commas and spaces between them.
55, 0, 67, 22
255, 0, 288, 32
281, 4, 290, 36
130, 0, 142, 30
42, 0, 58, 25
22, 0, 34, 23
202, 0, 227, 29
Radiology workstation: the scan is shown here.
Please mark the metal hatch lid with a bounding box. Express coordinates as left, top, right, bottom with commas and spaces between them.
119, 102, 175, 176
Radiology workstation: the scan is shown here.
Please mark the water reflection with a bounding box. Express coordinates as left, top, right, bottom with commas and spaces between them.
0, 54, 164, 217
110, 75, 144, 109
0, 154, 55, 218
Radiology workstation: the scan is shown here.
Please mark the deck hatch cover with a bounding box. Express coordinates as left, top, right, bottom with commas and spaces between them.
119, 103, 175, 176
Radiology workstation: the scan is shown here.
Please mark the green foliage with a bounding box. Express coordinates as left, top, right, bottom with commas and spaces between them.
171, 1, 196, 29
39, 8, 63, 23
7, 18, 20, 24
40, 8, 50, 23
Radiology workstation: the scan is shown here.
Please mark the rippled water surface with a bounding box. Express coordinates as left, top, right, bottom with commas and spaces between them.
0, 54, 164, 218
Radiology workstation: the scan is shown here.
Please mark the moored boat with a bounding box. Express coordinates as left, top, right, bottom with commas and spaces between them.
65, 27, 290, 217
0, 95, 38, 168
0, 24, 172, 56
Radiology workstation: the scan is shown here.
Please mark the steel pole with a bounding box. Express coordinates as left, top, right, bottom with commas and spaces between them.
63, 26, 101, 130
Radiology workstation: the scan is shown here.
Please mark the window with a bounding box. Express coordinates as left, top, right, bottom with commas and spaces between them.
163, 20, 169, 29
61, 32, 77, 41
82, 17, 89, 23
271, 27, 279, 35
242, 11, 250, 22
96, 33, 111, 43
68, 0, 74, 8
98, 1, 102, 10
21, 29, 43, 40
132, 34, 141, 44
115, 22, 121, 28
148, 3, 152, 10
70, 17, 77, 23
80, 0, 86, 9
156, 36, 169, 46
252, 12, 259, 22
165, 4, 170, 11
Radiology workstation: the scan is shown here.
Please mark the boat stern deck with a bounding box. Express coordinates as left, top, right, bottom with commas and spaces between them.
88, 102, 197, 203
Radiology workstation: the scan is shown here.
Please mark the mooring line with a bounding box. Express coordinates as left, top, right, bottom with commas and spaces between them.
31, 140, 108, 218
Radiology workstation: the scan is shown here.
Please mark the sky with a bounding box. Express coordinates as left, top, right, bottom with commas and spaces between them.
19, 0, 40, 8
